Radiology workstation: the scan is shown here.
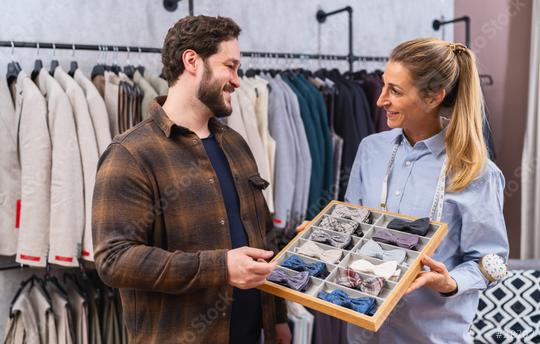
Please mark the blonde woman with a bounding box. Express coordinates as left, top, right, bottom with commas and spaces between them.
341, 38, 508, 342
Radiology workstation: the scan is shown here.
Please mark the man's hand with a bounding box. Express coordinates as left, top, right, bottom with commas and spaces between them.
275, 323, 292, 344
406, 256, 457, 294
227, 247, 277, 289
295, 221, 310, 233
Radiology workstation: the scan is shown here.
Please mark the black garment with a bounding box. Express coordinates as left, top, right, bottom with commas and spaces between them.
202, 134, 262, 344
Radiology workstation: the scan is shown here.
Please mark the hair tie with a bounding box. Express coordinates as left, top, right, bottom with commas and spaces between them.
447, 42, 467, 55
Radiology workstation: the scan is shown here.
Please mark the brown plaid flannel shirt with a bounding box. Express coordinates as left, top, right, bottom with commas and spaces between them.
92, 97, 287, 344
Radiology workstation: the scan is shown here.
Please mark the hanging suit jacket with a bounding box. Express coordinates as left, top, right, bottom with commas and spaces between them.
74, 69, 112, 156
133, 70, 157, 120
36, 68, 84, 267
143, 70, 168, 96
235, 86, 274, 212
0, 75, 20, 255
275, 75, 311, 227
104, 71, 120, 137
264, 76, 297, 229
55, 67, 100, 262
15, 71, 51, 267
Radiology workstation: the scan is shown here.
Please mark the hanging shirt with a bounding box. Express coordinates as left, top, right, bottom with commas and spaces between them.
201, 134, 262, 344
345, 128, 509, 344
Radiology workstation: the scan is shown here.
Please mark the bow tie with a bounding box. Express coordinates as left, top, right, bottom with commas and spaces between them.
349, 259, 401, 280
296, 241, 342, 264
319, 215, 360, 236
387, 217, 430, 236
318, 289, 377, 315
331, 204, 372, 224
281, 255, 329, 278
371, 228, 419, 250
335, 268, 385, 297
310, 229, 352, 249
267, 268, 310, 291
358, 239, 407, 264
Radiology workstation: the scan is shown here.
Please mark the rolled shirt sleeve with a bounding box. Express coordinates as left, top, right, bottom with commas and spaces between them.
446, 162, 509, 297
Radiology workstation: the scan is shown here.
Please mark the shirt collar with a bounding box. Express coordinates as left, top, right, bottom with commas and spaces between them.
391, 127, 447, 157
150, 96, 227, 138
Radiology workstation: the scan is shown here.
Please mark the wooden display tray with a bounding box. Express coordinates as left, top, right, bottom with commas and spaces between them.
257, 200, 448, 332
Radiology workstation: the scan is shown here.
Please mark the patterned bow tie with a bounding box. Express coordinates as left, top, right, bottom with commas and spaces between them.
358, 239, 406, 264
349, 259, 401, 280
267, 268, 310, 291
371, 228, 419, 250
387, 217, 430, 236
296, 241, 342, 264
331, 204, 372, 224
319, 215, 360, 236
335, 268, 385, 297
310, 229, 352, 249
281, 255, 329, 278
318, 289, 377, 315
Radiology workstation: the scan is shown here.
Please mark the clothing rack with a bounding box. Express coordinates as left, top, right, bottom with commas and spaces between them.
432, 16, 471, 47
0, 40, 388, 67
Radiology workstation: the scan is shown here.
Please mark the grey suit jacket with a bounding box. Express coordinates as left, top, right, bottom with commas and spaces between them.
261, 75, 297, 230
14, 71, 51, 267
74, 69, 111, 155
0, 74, 19, 255
55, 67, 100, 262
275, 75, 312, 228
37, 68, 84, 267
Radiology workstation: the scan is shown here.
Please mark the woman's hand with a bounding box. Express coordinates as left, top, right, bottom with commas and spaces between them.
295, 221, 310, 233
406, 256, 457, 294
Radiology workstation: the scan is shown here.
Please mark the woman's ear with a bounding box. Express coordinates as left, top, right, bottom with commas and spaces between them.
424, 89, 446, 112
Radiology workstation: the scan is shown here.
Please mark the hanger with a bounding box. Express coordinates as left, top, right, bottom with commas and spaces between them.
68, 44, 78, 77
110, 46, 122, 75
7, 41, 21, 85
123, 47, 135, 79
43, 263, 69, 300
50, 43, 59, 75
29, 42, 44, 81
135, 47, 145, 75
91, 45, 106, 80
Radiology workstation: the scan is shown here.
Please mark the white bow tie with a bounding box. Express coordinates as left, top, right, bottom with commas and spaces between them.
349, 259, 401, 280
296, 241, 342, 264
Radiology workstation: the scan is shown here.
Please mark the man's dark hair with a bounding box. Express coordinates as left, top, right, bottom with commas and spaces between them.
161, 15, 241, 86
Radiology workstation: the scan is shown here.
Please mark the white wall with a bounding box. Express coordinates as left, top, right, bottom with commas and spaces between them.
0, 0, 453, 339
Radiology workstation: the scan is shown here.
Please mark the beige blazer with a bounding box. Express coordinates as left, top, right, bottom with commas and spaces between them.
55, 67, 100, 262
37, 68, 84, 267
74, 69, 112, 155
0, 74, 20, 255
104, 71, 120, 137
236, 86, 274, 212
133, 70, 158, 120
14, 71, 51, 267
143, 70, 168, 96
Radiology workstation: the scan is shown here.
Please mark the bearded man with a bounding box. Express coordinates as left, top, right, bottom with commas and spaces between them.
92, 15, 291, 344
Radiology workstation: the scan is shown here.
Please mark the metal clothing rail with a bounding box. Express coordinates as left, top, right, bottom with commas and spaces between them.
432, 16, 471, 47
0, 40, 388, 65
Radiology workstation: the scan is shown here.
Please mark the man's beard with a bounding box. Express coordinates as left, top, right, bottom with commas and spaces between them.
197, 63, 234, 118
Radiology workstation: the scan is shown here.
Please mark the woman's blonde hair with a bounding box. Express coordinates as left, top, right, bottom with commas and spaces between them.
390, 38, 487, 192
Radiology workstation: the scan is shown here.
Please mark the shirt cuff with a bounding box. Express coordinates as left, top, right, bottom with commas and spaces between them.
444, 263, 488, 298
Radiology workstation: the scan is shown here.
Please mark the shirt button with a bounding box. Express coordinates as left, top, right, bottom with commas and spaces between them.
191, 139, 197, 145
209, 178, 214, 184
222, 312, 226, 317
395, 190, 401, 196
219, 219, 225, 225
405, 161, 411, 166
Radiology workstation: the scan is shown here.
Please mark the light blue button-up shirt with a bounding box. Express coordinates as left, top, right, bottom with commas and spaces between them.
345, 128, 509, 344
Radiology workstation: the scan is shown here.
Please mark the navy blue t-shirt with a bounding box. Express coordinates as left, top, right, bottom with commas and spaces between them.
201, 134, 262, 344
